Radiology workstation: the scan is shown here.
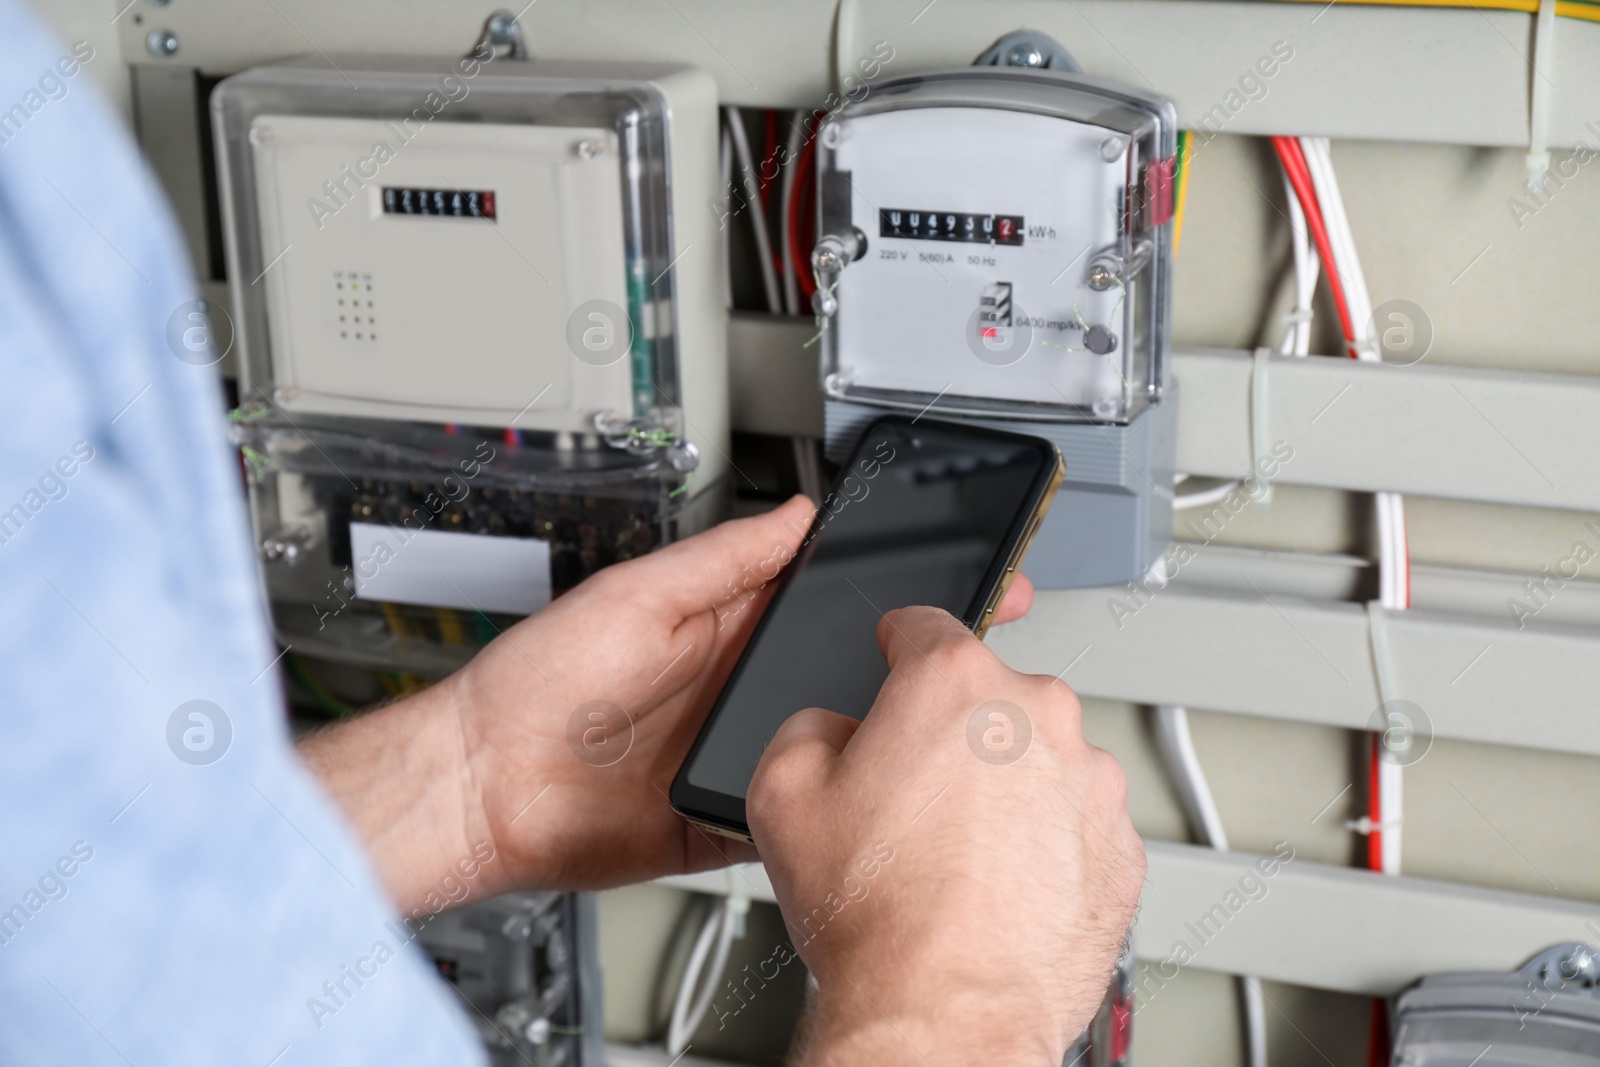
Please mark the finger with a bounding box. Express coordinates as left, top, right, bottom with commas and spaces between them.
770, 706, 861, 761
633, 494, 816, 620
750, 706, 860, 805
874, 605, 976, 674
992, 572, 1034, 626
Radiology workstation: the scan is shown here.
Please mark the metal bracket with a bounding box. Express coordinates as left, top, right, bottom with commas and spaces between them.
973, 30, 1082, 73
1522, 942, 1600, 991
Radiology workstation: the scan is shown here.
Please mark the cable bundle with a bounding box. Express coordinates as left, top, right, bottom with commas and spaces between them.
1273, 133, 1410, 1067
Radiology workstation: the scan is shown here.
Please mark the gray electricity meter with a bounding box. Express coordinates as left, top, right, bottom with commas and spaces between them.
1389, 942, 1600, 1065
815, 48, 1179, 588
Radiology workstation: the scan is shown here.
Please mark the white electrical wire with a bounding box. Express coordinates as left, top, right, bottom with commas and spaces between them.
1173, 479, 1241, 510
666, 901, 737, 1055
1300, 135, 1408, 876
791, 436, 825, 503
778, 111, 805, 316
724, 106, 783, 315
1242, 975, 1269, 1067
1172, 163, 1322, 511
1154, 706, 1230, 851
1299, 138, 1373, 359
1279, 169, 1318, 359
1154, 705, 1267, 1067
720, 125, 734, 311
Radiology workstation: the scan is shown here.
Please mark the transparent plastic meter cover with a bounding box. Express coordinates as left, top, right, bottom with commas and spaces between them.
212, 57, 685, 438
817, 69, 1176, 424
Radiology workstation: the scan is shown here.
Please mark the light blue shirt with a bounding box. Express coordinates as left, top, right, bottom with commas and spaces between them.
0, 4, 483, 1062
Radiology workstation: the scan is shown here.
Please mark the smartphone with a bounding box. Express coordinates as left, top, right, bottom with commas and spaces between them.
669, 415, 1065, 841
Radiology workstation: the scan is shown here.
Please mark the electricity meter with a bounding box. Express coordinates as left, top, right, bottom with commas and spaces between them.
815, 65, 1175, 424
815, 45, 1180, 589
1390, 942, 1600, 1065
214, 54, 725, 467
414, 891, 602, 1067
213, 47, 727, 669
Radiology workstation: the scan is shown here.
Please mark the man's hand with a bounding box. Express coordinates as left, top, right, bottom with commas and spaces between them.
748, 606, 1143, 1065
300, 494, 1037, 915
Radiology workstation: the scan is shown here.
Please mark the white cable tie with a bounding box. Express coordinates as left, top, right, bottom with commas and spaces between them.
1368, 601, 1408, 875
1343, 816, 1401, 835
1250, 347, 1273, 506
1280, 308, 1313, 326
1526, 0, 1559, 193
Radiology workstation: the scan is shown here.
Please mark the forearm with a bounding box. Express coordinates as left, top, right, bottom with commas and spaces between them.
298, 675, 499, 914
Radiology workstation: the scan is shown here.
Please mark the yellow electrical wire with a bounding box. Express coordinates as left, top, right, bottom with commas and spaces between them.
1172, 130, 1193, 258
380, 601, 410, 641
1268, 0, 1600, 24
379, 602, 425, 693
434, 606, 465, 646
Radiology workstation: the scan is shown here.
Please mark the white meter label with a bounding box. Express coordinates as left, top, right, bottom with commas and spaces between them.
350, 523, 551, 616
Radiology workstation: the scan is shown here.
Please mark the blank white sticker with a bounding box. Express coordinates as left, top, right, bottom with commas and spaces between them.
349, 522, 551, 616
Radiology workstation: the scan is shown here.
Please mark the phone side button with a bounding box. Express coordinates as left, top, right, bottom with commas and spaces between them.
984, 576, 1010, 618
1007, 515, 1042, 573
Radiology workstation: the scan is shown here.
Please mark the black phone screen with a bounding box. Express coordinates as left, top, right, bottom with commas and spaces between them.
672, 417, 1057, 824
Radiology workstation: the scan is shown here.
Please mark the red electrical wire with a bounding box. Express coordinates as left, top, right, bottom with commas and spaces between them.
760, 109, 778, 208
1270, 136, 1358, 358
789, 114, 822, 301
1367, 999, 1389, 1067
1367, 740, 1384, 871
1366, 735, 1389, 1067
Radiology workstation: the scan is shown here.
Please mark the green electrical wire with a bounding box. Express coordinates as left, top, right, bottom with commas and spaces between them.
286, 653, 355, 718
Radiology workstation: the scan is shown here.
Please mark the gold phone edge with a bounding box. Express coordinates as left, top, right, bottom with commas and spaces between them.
973, 447, 1066, 641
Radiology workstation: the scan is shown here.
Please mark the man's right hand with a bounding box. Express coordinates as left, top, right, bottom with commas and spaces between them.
748, 606, 1145, 1065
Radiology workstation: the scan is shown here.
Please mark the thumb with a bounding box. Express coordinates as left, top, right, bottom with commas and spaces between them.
748, 707, 860, 832
634, 494, 816, 620
875, 604, 978, 674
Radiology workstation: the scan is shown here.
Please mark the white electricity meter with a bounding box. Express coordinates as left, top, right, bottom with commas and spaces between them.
815, 66, 1175, 425
212, 48, 729, 671
816, 49, 1181, 590
214, 54, 725, 481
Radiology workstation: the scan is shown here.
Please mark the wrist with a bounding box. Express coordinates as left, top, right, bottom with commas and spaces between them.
801, 979, 1059, 1067
298, 674, 500, 913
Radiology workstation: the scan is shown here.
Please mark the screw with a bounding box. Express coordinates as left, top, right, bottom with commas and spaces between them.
1085, 325, 1118, 355
575, 138, 603, 160
1087, 264, 1115, 290
1004, 42, 1045, 68
145, 29, 179, 58
1100, 136, 1128, 162
1560, 947, 1599, 983
486, 12, 516, 41
666, 440, 700, 473
815, 248, 842, 272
